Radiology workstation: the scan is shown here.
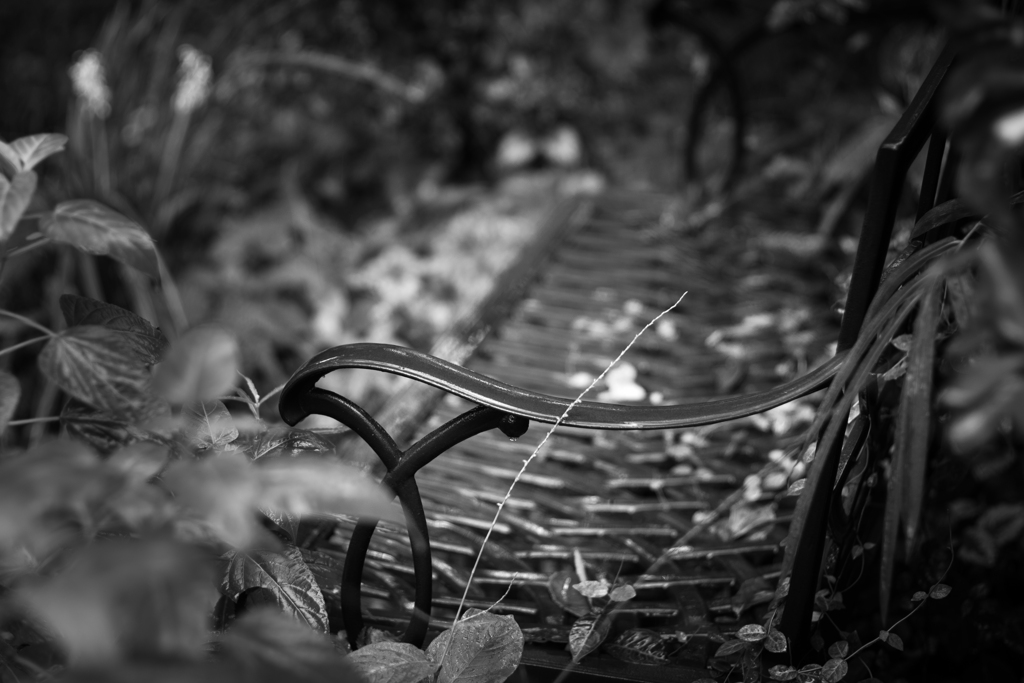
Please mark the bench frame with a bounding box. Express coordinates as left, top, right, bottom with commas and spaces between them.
279, 43, 963, 673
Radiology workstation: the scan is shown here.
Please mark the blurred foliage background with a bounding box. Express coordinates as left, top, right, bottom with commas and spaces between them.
3, 0, 1024, 681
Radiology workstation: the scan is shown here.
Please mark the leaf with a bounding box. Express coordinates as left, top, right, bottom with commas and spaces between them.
222, 547, 329, 633
153, 326, 239, 404
929, 583, 952, 599
257, 457, 403, 524
347, 641, 436, 683
0, 370, 20, 435
911, 591, 928, 602
827, 640, 849, 659
879, 630, 903, 651
567, 612, 612, 663
0, 138, 18, 173
736, 624, 766, 642
0, 440, 124, 554
945, 272, 975, 329
182, 400, 239, 451
897, 279, 941, 557
38, 325, 152, 413
425, 609, 524, 683
0, 170, 37, 242
8, 134, 68, 171
261, 507, 300, 541
299, 548, 345, 604
764, 629, 787, 654
61, 398, 169, 455
768, 664, 799, 681
41, 199, 159, 279
219, 608, 358, 683
605, 629, 671, 664
16, 540, 215, 664
713, 639, 748, 658
891, 334, 913, 352
59, 294, 167, 366
107, 441, 169, 482
547, 570, 591, 618
573, 579, 609, 599
608, 584, 636, 602
821, 657, 848, 683
162, 450, 261, 548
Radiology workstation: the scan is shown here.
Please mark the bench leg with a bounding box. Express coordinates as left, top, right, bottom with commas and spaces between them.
293, 387, 529, 648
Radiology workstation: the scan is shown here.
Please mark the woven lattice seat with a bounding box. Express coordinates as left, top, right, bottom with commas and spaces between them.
292, 192, 838, 678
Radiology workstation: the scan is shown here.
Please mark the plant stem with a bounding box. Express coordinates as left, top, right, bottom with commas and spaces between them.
4, 237, 52, 260
0, 335, 50, 359
154, 110, 191, 216
8, 416, 61, 426
0, 310, 54, 337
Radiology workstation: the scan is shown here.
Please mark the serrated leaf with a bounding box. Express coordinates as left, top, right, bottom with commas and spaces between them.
821, 657, 848, 683
547, 570, 591, 618
426, 608, 524, 683
219, 608, 355, 683
567, 612, 612, 663
608, 584, 636, 602
261, 507, 300, 542
714, 639, 748, 657
38, 325, 152, 414
897, 280, 940, 557
827, 640, 849, 658
605, 628, 670, 664
41, 200, 159, 278
768, 664, 799, 681
257, 457, 402, 524
153, 326, 239, 404
299, 548, 345, 602
223, 547, 329, 633
0, 170, 37, 241
573, 579, 609, 598
0, 369, 20, 435
9, 134, 67, 171
764, 628, 787, 653
911, 591, 927, 602
61, 397, 169, 455
182, 400, 239, 451
929, 583, 952, 599
736, 624, 766, 642
17, 540, 214, 664
348, 641, 436, 683
59, 295, 167, 366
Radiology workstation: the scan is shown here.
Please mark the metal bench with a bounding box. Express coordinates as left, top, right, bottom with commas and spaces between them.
279, 44, 961, 681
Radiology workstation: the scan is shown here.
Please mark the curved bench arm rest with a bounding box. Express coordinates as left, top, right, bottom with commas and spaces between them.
280, 343, 846, 431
